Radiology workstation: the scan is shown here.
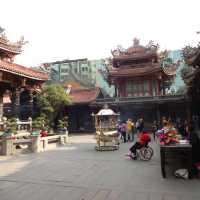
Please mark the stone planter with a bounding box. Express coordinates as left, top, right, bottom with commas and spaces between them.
2, 136, 15, 156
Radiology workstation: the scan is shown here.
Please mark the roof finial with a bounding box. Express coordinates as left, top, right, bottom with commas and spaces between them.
0, 26, 5, 34
133, 38, 140, 46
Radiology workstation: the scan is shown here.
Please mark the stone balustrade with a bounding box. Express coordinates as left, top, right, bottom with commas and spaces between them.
0, 133, 69, 156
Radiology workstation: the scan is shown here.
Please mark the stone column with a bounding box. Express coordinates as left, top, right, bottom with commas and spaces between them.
31, 135, 41, 153
0, 95, 3, 118
2, 138, 15, 156
28, 90, 34, 117
114, 85, 117, 98
162, 81, 166, 95
14, 88, 21, 117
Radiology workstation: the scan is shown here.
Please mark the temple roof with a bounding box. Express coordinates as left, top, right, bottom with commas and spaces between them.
108, 38, 178, 79
0, 60, 48, 81
111, 38, 158, 64
113, 52, 157, 62
69, 87, 101, 104
0, 35, 25, 55
108, 63, 176, 78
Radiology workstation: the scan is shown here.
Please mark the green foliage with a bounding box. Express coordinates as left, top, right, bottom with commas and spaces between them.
37, 84, 71, 128
6, 118, 18, 135
32, 115, 47, 131
57, 116, 68, 129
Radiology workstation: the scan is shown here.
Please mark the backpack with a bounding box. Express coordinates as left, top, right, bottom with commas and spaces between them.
120, 123, 126, 132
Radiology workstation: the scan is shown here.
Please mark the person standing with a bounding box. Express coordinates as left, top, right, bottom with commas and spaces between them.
136, 119, 140, 137
117, 121, 122, 142
183, 119, 189, 139
152, 120, 158, 141
126, 119, 133, 142
121, 121, 127, 143
139, 118, 144, 132
131, 120, 135, 142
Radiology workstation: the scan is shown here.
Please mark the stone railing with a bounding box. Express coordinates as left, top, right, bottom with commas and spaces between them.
0, 133, 69, 156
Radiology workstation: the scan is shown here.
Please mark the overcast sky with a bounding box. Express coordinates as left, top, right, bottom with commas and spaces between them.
1, 0, 200, 67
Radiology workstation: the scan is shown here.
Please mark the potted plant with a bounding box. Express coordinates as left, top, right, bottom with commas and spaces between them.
57, 116, 68, 135
32, 115, 47, 136
3, 117, 18, 139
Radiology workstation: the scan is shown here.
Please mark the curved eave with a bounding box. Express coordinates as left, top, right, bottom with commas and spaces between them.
0, 45, 22, 55
108, 66, 163, 78
113, 52, 157, 62
69, 87, 101, 104
0, 60, 48, 81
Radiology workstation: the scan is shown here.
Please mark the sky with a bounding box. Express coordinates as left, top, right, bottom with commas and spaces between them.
0, 0, 200, 67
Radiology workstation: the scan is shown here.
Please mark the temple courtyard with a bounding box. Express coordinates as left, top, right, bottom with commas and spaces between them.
0, 134, 199, 200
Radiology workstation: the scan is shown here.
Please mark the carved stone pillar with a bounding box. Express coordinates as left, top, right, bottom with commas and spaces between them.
114, 85, 118, 98
161, 81, 165, 95
28, 90, 34, 117
0, 95, 3, 118
14, 88, 21, 117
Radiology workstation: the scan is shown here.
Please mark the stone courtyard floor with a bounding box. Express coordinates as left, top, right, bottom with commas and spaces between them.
0, 134, 200, 200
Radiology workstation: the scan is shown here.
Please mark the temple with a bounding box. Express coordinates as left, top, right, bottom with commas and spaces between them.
108, 38, 177, 97
0, 29, 48, 119
94, 38, 189, 124
65, 83, 104, 133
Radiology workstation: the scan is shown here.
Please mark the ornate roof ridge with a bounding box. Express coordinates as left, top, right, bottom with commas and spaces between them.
112, 62, 159, 69
111, 38, 159, 58
0, 35, 27, 54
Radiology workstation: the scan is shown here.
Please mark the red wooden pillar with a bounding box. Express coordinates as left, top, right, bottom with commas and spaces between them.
121, 79, 126, 97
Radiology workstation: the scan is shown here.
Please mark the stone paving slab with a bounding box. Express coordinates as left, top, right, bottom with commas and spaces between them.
0, 134, 199, 200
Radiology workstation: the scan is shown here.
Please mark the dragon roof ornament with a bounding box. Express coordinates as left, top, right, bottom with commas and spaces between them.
0, 27, 28, 54
111, 38, 159, 57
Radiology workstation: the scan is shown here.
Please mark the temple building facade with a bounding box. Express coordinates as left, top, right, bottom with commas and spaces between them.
93, 38, 190, 126
107, 38, 176, 98
0, 28, 48, 119
65, 84, 104, 133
